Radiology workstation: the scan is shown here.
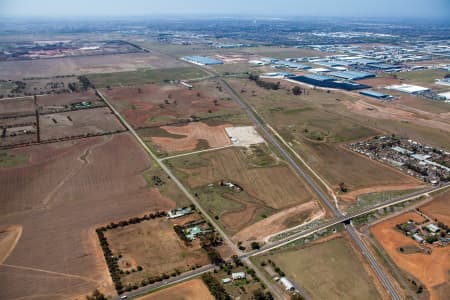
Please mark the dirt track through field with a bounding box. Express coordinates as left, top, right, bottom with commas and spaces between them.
232, 201, 323, 243
0, 133, 176, 300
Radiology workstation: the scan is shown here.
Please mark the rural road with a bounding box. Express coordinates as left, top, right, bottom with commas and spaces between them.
98, 89, 285, 300
99, 75, 448, 300
112, 264, 216, 300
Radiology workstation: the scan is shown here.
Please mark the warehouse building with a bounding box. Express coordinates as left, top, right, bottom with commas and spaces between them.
181, 56, 223, 65
289, 74, 370, 90
359, 90, 393, 100
386, 84, 430, 94
329, 70, 375, 80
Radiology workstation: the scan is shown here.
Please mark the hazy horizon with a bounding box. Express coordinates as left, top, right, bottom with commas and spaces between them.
1, 0, 449, 20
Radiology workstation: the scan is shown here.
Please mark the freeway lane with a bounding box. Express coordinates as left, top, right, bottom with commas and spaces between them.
217, 78, 402, 299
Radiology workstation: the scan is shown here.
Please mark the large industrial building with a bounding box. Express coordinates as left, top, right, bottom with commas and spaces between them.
386, 84, 430, 94
289, 74, 370, 90
181, 55, 223, 65
329, 70, 375, 80
359, 90, 393, 100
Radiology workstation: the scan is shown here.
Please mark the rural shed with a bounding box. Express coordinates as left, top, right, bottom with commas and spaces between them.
280, 277, 295, 291
232, 272, 246, 280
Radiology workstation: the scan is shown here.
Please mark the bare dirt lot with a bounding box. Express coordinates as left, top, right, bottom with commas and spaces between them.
371, 210, 450, 300
105, 217, 209, 286
39, 107, 125, 140
104, 81, 242, 128
420, 190, 450, 229
0, 133, 177, 300
138, 278, 214, 300
0, 53, 187, 80
150, 122, 231, 153
232, 201, 323, 243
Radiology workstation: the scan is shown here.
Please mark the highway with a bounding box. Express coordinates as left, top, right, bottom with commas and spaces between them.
218, 78, 402, 300
100, 76, 448, 300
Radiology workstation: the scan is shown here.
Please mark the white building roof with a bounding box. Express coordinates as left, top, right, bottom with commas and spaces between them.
386, 84, 430, 94
437, 91, 450, 100
426, 224, 441, 233
280, 277, 295, 291
232, 272, 246, 279
308, 67, 331, 73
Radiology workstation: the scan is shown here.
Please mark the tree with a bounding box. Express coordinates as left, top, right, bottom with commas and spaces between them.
251, 241, 260, 250
86, 289, 106, 300
252, 289, 274, 300
339, 182, 348, 193
291, 294, 305, 300
292, 86, 302, 95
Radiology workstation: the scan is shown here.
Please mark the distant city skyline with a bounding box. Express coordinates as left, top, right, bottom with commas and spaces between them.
1, 0, 449, 19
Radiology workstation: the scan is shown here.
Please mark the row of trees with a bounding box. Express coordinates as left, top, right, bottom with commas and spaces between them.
96, 228, 123, 293
96, 211, 168, 294
201, 273, 231, 300
200, 232, 225, 265
248, 74, 280, 90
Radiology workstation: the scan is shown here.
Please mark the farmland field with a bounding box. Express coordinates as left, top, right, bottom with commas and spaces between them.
371, 197, 450, 300
255, 235, 384, 299
0, 53, 188, 80
137, 278, 214, 300
37, 90, 103, 108
167, 146, 320, 242
88, 67, 207, 88
105, 217, 209, 286
103, 80, 244, 128
39, 107, 125, 140
0, 133, 182, 300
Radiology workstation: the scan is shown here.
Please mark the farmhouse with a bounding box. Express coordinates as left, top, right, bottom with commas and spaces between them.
184, 226, 204, 240
280, 277, 296, 291
232, 272, 246, 280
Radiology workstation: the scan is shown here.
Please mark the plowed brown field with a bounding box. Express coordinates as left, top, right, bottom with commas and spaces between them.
0, 133, 175, 300
151, 122, 231, 152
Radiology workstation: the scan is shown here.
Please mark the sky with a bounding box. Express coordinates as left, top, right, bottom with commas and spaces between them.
1, 0, 449, 19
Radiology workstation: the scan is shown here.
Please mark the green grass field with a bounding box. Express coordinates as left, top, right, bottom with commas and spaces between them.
0, 81, 16, 97
393, 69, 448, 85
256, 236, 382, 300
87, 67, 208, 88
345, 188, 425, 213
0, 152, 29, 168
